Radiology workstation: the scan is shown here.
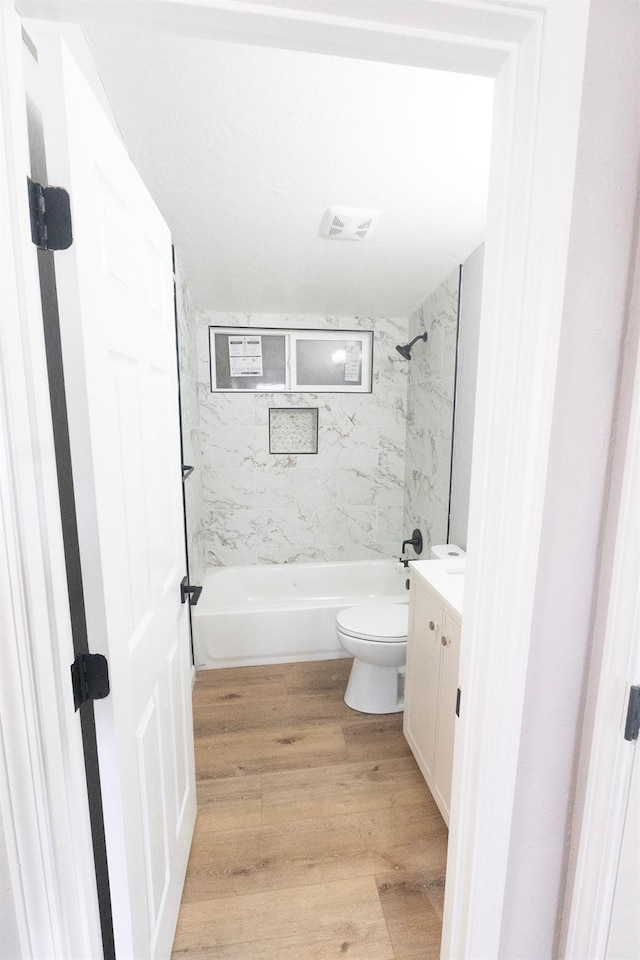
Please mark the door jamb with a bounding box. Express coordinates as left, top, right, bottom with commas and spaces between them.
4, 0, 594, 956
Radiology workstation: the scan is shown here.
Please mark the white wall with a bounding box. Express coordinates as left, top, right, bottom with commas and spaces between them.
449, 245, 483, 551
499, 0, 640, 955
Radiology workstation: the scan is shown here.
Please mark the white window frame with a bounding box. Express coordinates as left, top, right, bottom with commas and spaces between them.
209, 325, 373, 393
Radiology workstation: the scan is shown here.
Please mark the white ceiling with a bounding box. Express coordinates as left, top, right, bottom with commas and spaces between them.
85, 28, 493, 316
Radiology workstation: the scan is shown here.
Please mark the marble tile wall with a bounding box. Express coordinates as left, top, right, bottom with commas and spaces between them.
175, 257, 205, 586
196, 312, 409, 566
403, 266, 460, 555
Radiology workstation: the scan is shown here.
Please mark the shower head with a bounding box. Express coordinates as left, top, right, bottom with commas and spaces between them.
395, 332, 428, 360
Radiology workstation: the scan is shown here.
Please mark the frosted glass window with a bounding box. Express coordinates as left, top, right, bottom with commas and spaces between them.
209, 326, 372, 393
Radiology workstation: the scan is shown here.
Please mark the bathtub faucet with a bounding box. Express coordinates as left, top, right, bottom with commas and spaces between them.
401, 528, 423, 556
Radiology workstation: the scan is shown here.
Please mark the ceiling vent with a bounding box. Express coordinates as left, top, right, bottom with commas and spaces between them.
320, 206, 380, 241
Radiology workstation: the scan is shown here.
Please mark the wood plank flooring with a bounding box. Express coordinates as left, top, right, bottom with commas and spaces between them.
172, 659, 448, 960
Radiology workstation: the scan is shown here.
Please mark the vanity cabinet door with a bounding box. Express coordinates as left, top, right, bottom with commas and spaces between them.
433, 610, 461, 822
403, 580, 441, 787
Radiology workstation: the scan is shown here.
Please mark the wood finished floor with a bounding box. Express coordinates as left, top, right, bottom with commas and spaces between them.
172, 658, 448, 960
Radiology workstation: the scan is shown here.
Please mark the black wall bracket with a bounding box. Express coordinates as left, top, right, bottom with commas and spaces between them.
27, 177, 73, 251
181, 576, 202, 606
71, 653, 110, 712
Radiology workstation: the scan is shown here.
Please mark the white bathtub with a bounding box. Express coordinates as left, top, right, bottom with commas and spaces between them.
193, 558, 409, 669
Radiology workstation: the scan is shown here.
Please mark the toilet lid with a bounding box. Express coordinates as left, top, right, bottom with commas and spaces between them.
336, 603, 409, 642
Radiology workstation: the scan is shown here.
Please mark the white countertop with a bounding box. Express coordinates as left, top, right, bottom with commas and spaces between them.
409, 558, 465, 617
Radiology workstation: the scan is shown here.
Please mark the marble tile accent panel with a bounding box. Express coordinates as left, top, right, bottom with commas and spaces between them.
338, 314, 406, 336
185, 474, 204, 531
201, 426, 272, 471
298, 506, 376, 548
338, 468, 404, 508
252, 391, 405, 436
206, 311, 343, 331
440, 324, 459, 380
199, 384, 257, 428
203, 507, 298, 553
408, 328, 446, 384
404, 470, 450, 547
254, 542, 403, 566
255, 546, 338, 565
190, 526, 206, 582
410, 270, 459, 333
253, 392, 327, 426
175, 258, 199, 384
317, 426, 380, 473
202, 468, 257, 511
376, 506, 405, 544
332, 541, 402, 562
328, 389, 407, 434
374, 357, 410, 392
407, 380, 455, 479
255, 467, 339, 510
181, 396, 200, 464
184, 427, 199, 471
204, 538, 257, 568
379, 434, 406, 482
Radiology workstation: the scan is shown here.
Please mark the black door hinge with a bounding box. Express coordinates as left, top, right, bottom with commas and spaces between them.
71, 653, 110, 712
27, 177, 73, 250
456, 687, 461, 717
624, 685, 640, 742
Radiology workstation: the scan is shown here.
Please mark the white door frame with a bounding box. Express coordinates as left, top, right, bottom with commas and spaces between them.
4, 0, 598, 957
562, 245, 640, 957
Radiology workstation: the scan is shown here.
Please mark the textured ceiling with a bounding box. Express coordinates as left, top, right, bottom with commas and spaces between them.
86, 29, 493, 316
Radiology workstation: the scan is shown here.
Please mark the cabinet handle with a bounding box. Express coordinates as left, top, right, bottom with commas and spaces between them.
441, 635, 449, 646
429, 620, 437, 631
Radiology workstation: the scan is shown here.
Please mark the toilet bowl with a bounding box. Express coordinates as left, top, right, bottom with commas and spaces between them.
336, 603, 409, 714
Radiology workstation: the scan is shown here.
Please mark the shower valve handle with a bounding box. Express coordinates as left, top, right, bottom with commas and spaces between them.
401, 529, 423, 556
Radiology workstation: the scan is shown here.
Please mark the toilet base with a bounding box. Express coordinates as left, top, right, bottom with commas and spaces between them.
344, 659, 404, 714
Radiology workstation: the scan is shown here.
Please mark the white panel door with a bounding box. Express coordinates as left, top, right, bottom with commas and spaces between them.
37, 36, 196, 960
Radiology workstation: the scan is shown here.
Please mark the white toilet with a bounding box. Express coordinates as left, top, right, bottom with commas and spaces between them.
336, 544, 466, 713
336, 603, 409, 714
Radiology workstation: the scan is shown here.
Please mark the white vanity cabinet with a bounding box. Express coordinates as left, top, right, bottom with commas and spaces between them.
403, 560, 464, 826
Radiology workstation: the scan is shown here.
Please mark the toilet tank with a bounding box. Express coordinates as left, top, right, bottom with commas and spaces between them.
429, 543, 466, 560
